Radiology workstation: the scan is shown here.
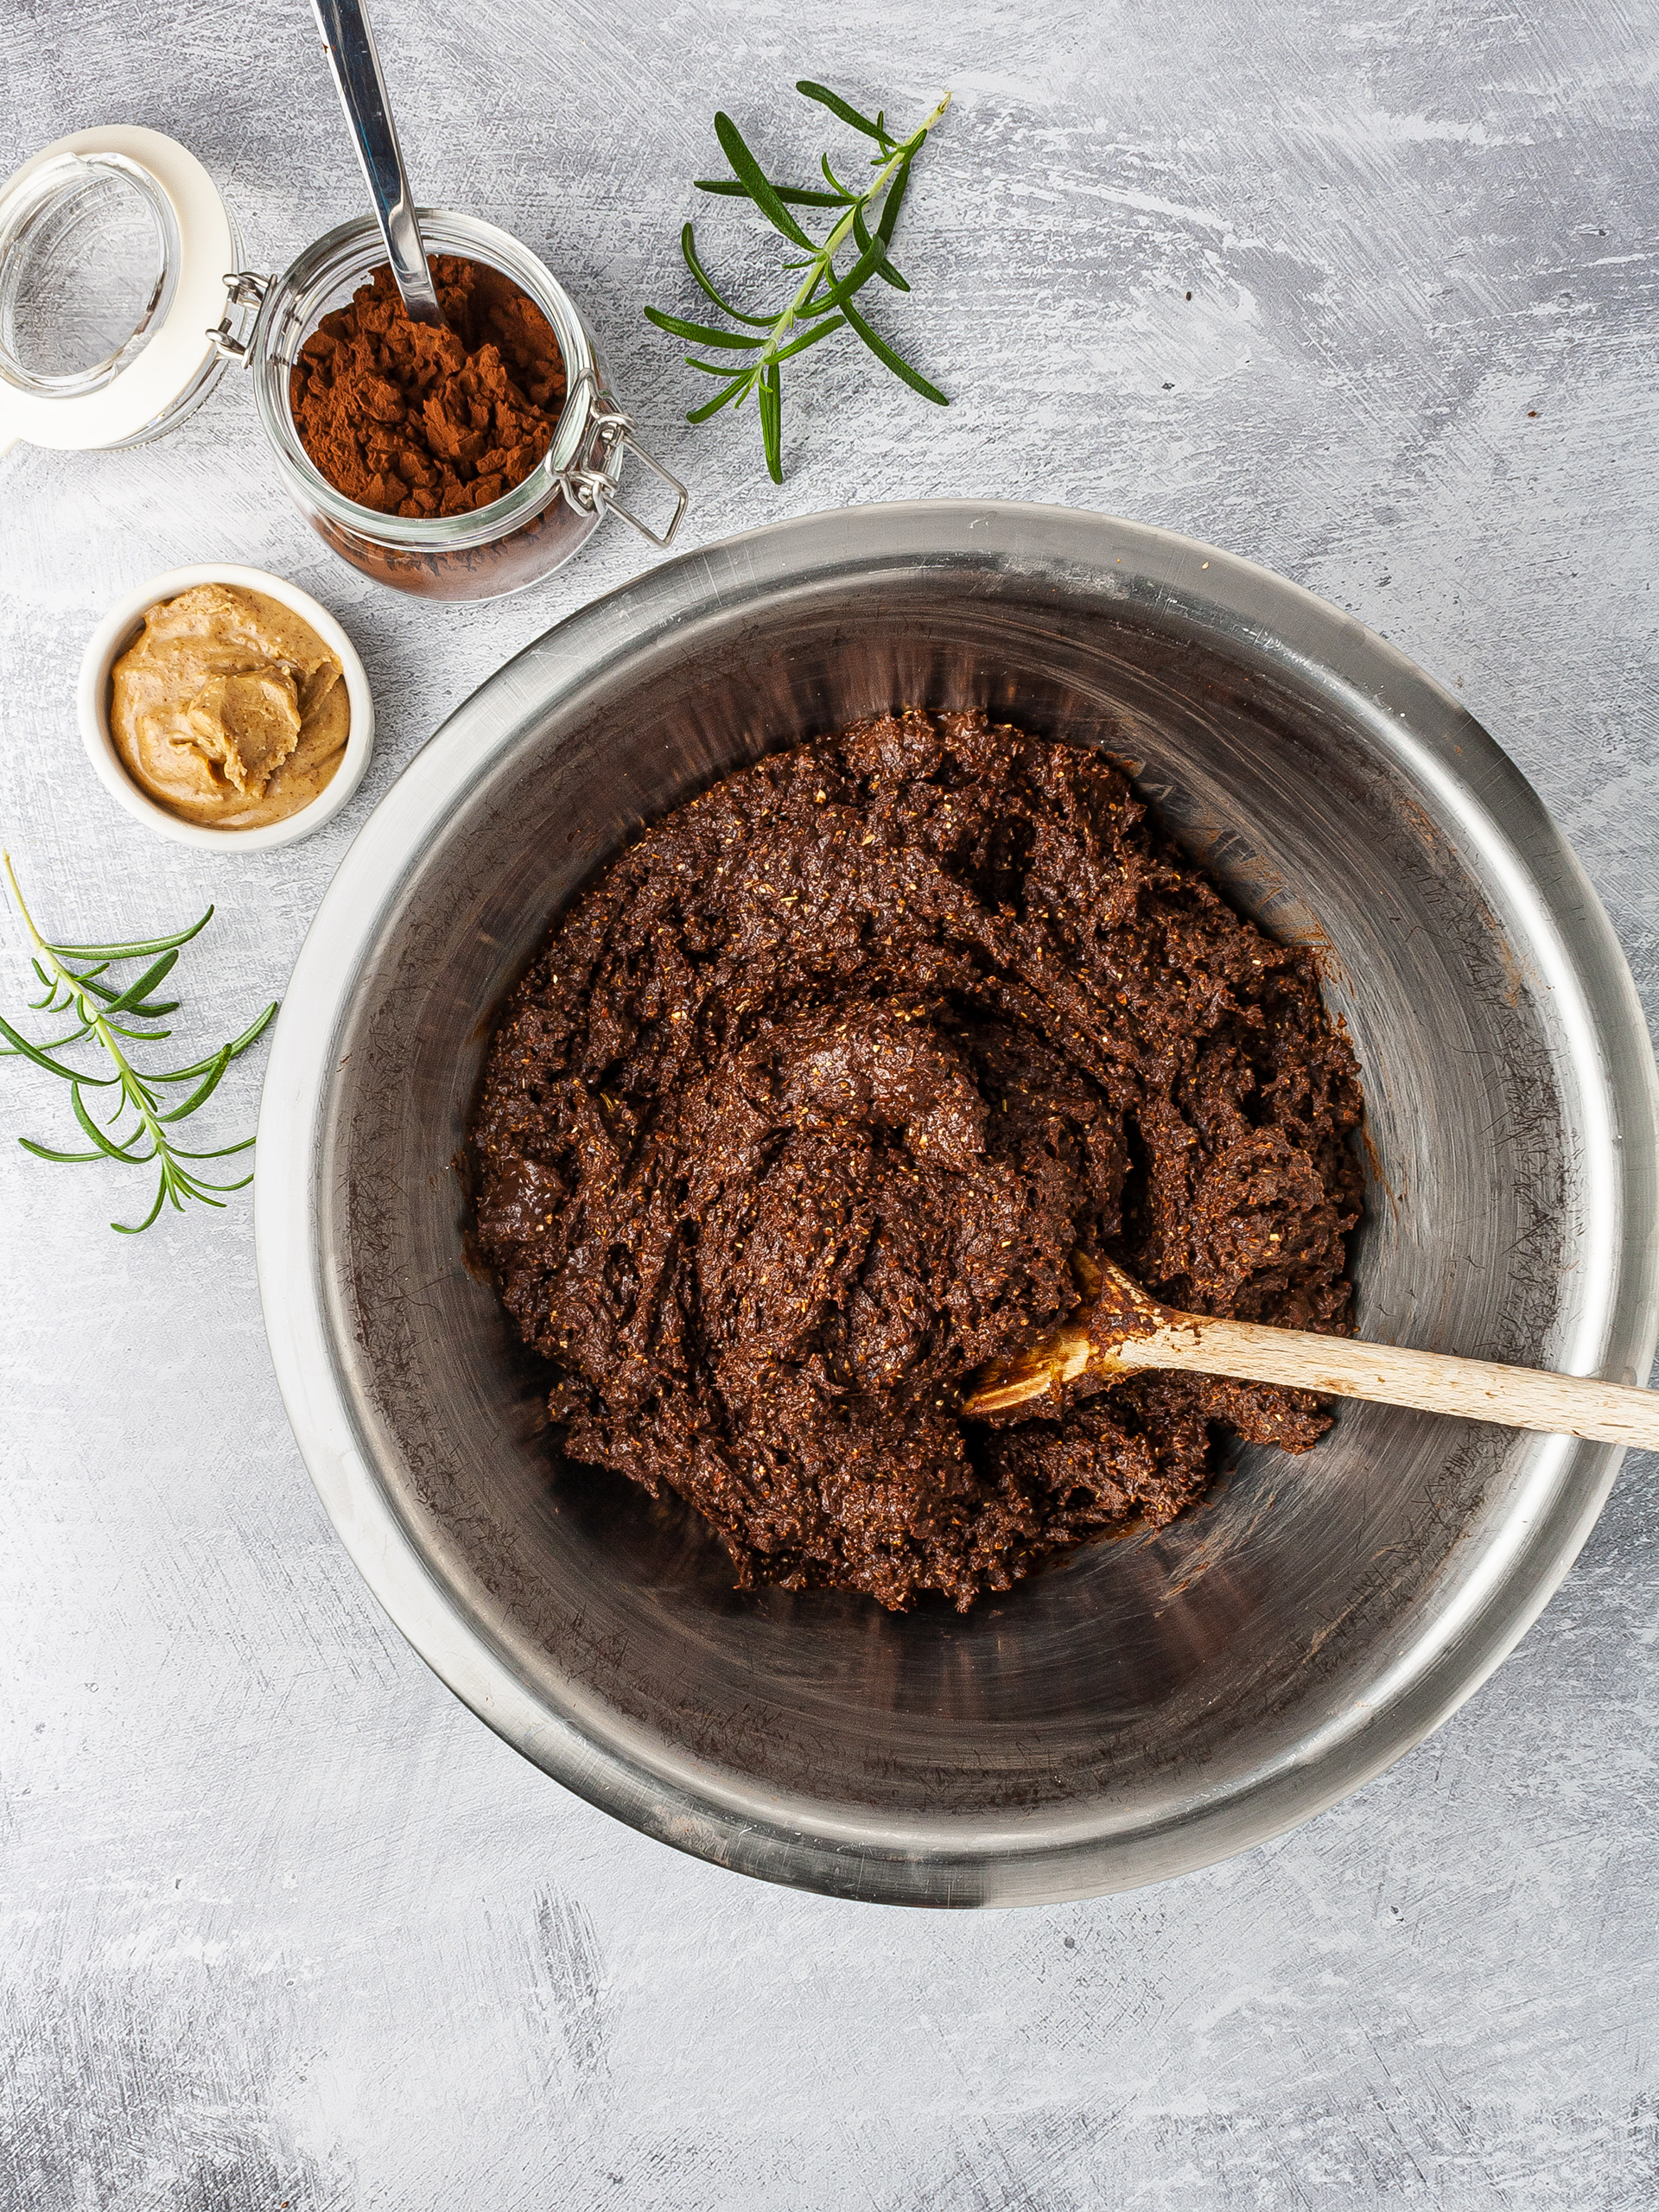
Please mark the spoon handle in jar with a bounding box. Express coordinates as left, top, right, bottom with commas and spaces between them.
310, 0, 445, 327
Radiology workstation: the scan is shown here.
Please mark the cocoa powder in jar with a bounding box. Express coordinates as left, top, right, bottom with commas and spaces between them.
289, 255, 568, 518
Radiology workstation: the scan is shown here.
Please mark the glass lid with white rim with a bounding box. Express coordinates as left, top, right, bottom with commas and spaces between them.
0, 127, 238, 456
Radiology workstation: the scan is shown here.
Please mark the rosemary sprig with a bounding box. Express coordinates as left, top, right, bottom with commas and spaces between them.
645, 80, 951, 483
0, 853, 277, 1234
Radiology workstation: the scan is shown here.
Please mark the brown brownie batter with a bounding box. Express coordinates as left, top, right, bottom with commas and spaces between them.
472, 710, 1363, 1611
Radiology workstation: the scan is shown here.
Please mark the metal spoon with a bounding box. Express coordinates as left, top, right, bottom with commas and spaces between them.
310, 0, 444, 325
963, 1250, 1659, 1447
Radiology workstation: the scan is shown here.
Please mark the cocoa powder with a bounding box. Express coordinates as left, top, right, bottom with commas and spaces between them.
289, 255, 568, 518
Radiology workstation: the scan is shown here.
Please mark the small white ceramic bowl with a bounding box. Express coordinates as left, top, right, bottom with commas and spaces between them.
78, 562, 375, 851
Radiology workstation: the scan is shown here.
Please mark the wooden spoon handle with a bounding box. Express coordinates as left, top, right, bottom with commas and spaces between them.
1119, 1314, 1659, 1449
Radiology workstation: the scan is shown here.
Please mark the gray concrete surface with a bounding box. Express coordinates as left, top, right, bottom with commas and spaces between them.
3, 0, 1657, 2203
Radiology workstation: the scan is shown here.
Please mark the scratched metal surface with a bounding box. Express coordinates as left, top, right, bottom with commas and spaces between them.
2, 0, 1656, 2203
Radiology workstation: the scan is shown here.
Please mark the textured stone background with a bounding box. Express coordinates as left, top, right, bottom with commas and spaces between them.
3, 1, 1657, 2204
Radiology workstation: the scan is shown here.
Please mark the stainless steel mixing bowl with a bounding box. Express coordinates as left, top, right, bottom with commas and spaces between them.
256, 501, 1659, 1906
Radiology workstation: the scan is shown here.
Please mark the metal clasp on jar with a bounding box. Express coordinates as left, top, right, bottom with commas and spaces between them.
560, 372, 688, 551
206, 270, 271, 362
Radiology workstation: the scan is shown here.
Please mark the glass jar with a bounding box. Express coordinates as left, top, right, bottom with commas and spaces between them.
217, 209, 686, 601
0, 128, 688, 600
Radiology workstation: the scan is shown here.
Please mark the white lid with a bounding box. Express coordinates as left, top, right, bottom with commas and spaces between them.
0, 127, 234, 454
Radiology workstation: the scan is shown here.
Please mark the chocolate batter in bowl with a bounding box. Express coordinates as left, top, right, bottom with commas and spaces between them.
471, 711, 1364, 1611
256, 504, 1659, 1906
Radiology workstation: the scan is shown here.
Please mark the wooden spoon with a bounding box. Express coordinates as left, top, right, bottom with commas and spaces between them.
962, 1251, 1659, 1447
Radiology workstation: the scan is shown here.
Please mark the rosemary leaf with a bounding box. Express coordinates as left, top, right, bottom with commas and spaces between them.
795, 81, 890, 142
712, 112, 817, 249
2, 853, 277, 1234
758, 360, 784, 484
853, 200, 909, 292
841, 296, 948, 405
772, 315, 848, 362
48, 910, 213, 960
650, 82, 950, 480
688, 381, 749, 424
680, 224, 774, 326
642, 308, 766, 350
694, 179, 847, 207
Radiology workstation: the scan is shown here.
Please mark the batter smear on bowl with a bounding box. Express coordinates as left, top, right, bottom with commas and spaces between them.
471, 709, 1364, 1611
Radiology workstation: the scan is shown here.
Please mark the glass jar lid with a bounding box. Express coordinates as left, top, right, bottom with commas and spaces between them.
0, 127, 234, 454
